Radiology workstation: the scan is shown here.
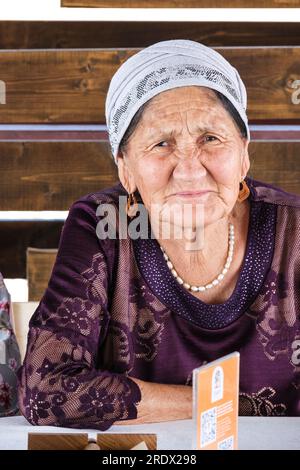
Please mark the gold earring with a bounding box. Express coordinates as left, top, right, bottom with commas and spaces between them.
126, 192, 138, 217
237, 178, 250, 203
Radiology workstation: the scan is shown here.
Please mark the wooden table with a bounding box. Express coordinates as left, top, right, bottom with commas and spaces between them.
0, 416, 299, 450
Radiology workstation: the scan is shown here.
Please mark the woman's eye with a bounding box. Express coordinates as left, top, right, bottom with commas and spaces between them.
155, 141, 168, 147
204, 135, 218, 143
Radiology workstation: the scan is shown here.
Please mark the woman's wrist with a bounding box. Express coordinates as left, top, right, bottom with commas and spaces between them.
127, 377, 193, 423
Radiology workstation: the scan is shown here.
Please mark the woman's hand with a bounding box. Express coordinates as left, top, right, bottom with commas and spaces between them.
115, 377, 192, 425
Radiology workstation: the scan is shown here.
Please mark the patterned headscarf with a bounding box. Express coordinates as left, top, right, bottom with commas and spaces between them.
105, 39, 250, 163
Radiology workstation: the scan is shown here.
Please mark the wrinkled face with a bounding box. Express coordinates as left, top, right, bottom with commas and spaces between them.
117, 86, 250, 232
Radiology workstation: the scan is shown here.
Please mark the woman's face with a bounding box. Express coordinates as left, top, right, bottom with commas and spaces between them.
117, 86, 250, 230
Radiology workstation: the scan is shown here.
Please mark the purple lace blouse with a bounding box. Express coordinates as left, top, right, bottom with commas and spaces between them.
18, 177, 300, 430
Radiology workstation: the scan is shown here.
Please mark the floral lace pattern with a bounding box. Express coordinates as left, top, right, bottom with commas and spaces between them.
129, 277, 170, 362
99, 276, 171, 374
253, 269, 294, 360
239, 387, 287, 416
246, 266, 300, 378
0, 379, 12, 410
18, 223, 141, 430
19, 325, 141, 430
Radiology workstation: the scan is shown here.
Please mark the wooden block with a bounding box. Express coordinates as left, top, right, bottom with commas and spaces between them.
62, 0, 300, 7
27, 247, 58, 302
28, 433, 156, 450
2, 21, 300, 49
0, 47, 300, 123
97, 433, 157, 450
28, 433, 88, 450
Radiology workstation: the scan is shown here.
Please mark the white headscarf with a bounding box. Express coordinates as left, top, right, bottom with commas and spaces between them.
105, 39, 250, 163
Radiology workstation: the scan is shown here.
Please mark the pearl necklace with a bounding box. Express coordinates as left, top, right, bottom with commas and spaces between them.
159, 223, 235, 292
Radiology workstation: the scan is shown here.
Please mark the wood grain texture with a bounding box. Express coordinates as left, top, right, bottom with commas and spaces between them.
27, 248, 58, 301
28, 432, 156, 450
249, 142, 300, 195
0, 221, 63, 278
2, 21, 300, 49
62, 0, 300, 7
0, 21, 300, 49
0, 47, 300, 124
28, 433, 88, 450
0, 141, 118, 210
96, 433, 157, 450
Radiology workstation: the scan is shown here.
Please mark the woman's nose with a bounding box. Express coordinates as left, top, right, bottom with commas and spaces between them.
172, 148, 207, 180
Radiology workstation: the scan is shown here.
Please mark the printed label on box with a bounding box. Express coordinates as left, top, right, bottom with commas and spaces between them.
193, 352, 239, 450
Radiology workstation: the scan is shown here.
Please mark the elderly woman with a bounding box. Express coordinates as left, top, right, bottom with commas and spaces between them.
18, 40, 300, 429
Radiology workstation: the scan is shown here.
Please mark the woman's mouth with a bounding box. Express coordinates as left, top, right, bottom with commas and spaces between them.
172, 190, 211, 198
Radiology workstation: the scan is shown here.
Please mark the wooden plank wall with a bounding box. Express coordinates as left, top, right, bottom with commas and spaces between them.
0, 48, 299, 124
0, 141, 118, 210
0, 222, 63, 278
2, 22, 300, 49
0, 21, 300, 300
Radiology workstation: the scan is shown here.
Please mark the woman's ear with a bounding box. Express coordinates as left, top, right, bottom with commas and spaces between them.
116, 150, 137, 194
241, 139, 250, 178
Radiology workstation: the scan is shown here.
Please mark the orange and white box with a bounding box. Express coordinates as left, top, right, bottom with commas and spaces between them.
193, 352, 240, 450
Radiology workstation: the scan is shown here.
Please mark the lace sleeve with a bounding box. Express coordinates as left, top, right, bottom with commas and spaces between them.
17, 198, 141, 430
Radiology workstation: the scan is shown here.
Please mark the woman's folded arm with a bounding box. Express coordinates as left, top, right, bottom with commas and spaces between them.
17, 197, 141, 430
18, 325, 141, 430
